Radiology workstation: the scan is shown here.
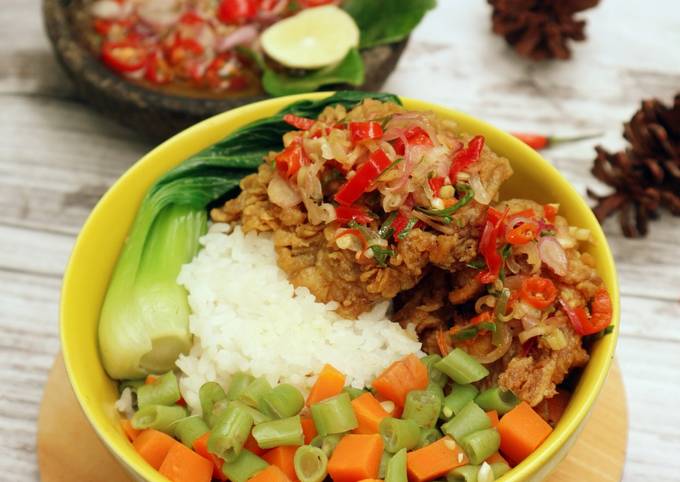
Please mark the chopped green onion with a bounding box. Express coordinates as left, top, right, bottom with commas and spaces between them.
370, 246, 396, 267
222, 449, 268, 482
239, 377, 272, 409
420, 354, 448, 388
208, 401, 254, 462
416, 184, 474, 223
199, 382, 227, 427
379, 417, 420, 453
226, 373, 255, 401
441, 384, 480, 420
475, 387, 519, 415
402, 390, 441, 429
260, 383, 304, 419
441, 401, 492, 444
377, 158, 404, 180
173, 416, 209, 448
466, 259, 486, 270
385, 448, 407, 482
136, 371, 181, 409
378, 212, 399, 239
294, 445, 328, 482
310, 392, 358, 436
131, 404, 187, 434
460, 429, 501, 465
417, 427, 442, 449
251, 415, 304, 449
492, 288, 511, 346
397, 217, 419, 241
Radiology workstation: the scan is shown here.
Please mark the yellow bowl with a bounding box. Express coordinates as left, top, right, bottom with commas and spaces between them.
61, 92, 619, 482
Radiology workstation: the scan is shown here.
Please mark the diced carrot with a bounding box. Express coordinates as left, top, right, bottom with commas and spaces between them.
133, 429, 177, 470
245, 432, 267, 455
300, 417, 317, 444
486, 452, 508, 465
351, 392, 390, 434
307, 364, 346, 406
159, 442, 213, 482
546, 390, 570, 424
248, 465, 291, 482
145, 375, 157, 384
357, 480, 383, 482
486, 410, 499, 428
328, 434, 383, 482
121, 418, 141, 442
406, 437, 469, 482
193, 432, 227, 481
498, 401, 553, 465
371, 354, 428, 407
262, 446, 299, 482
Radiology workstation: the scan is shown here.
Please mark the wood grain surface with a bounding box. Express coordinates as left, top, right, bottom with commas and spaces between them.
37, 356, 627, 482
2, 1, 680, 481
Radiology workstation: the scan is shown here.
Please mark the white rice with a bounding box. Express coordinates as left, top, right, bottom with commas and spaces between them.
176, 223, 422, 414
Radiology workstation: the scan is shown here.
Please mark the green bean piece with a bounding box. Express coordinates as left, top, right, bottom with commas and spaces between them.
379, 417, 420, 453
119, 379, 145, 393
239, 377, 273, 409
136, 371, 181, 408
420, 354, 448, 388
310, 393, 358, 436
460, 429, 501, 465
417, 427, 442, 449
447, 465, 479, 482
230, 400, 273, 425
434, 349, 489, 384
294, 445, 328, 482
199, 382, 227, 426
260, 384, 304, 419
343, 386, 367, 400
251, 415, 304, 449
131, 404, 187, 434
441, 384, 480, 420
427, 381, 445, 403
173, 415, 209, 447
221, 449, 268, 482
379, 451, 393, 479
385, 448, 407, 482
226, 372, 255, 401
475, 387, 519, 415
208, 401, 254, 462
441, 401, 491, 444
402, 390, 441, 429
490, 462, 511, 478
310, 434, 342, 458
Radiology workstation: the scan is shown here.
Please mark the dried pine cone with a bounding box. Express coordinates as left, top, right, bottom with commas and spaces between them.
488, 0, 600, 60
588, 95, 680, 237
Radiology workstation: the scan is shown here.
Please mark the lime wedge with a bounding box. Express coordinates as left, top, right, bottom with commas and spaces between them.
261, 5, 360, 70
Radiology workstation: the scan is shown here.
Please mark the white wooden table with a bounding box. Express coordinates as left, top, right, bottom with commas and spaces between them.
1, 1, 679, 480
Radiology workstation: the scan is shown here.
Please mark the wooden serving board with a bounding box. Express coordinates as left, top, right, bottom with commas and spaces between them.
38, 355, 628, 481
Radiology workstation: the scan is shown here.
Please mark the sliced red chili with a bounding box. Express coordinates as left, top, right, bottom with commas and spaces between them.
275, 138, 308, 179
512, 132, 549, 150
520, 277, 558, 309
470, 311, 493, 326
560, 289, 612, 336
392, 126, 433, 155
179, 11, 205, 25
507, 208, 536, 221
543, 204, 558, 223
144, 51, 173, 85
390, 211, 410, 241
349, 121, 383, 143
283, 114, 316, 131
168, 37, 204, 66
335, 206, 373, 225
334, 149, 392, 206
335, 228, 368, 251
428, 176, 445, 197
478, 207, 508, 284
217, 0, 259, 24
506, 222, 539, 245
449, 135, 485, 181
101, 39, 147, 73
227, 74, 249, 91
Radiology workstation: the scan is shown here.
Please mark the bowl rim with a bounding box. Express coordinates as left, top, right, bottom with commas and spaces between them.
60, 92, 619, 482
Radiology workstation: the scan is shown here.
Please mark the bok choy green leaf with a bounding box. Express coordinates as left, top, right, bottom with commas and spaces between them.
99, 91, 402, 380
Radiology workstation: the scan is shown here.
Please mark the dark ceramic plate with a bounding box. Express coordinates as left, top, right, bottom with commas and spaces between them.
43, 0, 409, 140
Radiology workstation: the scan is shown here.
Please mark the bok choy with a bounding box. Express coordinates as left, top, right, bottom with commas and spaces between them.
99, 91, 402, 380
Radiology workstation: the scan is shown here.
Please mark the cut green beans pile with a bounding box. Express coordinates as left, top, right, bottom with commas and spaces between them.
116, 350, 557, 482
